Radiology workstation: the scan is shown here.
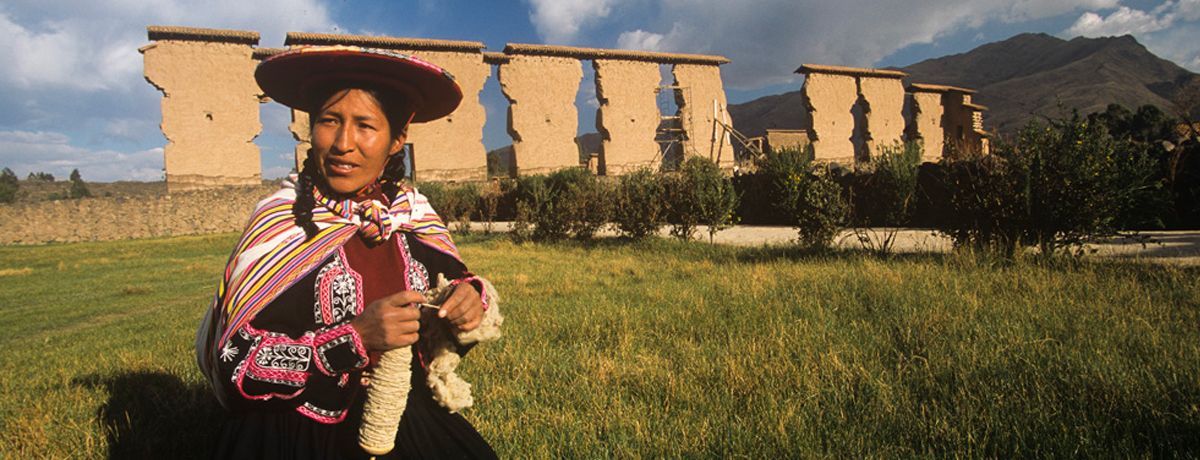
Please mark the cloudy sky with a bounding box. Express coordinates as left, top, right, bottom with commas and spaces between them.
1, 0, 1197, 182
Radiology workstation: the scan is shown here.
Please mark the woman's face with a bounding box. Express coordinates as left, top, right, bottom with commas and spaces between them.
310, 88, 406, 196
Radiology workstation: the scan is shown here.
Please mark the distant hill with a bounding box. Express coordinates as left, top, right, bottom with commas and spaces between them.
730, 33, 1200, 138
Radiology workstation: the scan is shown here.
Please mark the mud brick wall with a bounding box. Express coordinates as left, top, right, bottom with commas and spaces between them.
394, 50, 491, 182
594, 59, 662, 174
858, 76, 907, 156
802, 73, 859, 163
908, 91, 945, 161
143, 27, 262, 192
499, 55, 583, 175
673, 64, 735, 168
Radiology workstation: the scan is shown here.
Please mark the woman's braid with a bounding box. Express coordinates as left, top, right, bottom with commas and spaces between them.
294, 152, 320, 240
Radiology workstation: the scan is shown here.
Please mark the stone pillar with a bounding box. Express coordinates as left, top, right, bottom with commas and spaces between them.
800, 73, 858, 163
858, 76, 906, 156
142, 26, 262, 192
499, 55, 583, 175
593, 59, 661, 175
673, 63, 735, 169
908, 91, 945, 161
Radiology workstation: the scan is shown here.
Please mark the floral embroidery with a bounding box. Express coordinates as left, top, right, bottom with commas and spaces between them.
254, 343, 312, 371
314, 250, 363, 326
220, 342, 239, 362
397, 236, 429, 292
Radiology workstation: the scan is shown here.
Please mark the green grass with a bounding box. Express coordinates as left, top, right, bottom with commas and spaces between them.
1, 234, 1198, 458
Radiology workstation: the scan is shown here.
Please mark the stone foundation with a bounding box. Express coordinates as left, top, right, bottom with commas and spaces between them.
0, 185, 277, 244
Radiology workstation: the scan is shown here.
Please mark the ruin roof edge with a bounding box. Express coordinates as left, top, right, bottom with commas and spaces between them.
285, 32, 486, 52
252, 48, 287, 60
147, 26, 260, 45
503, 43, 730, 65
795, 64, 907, 78
908, 83, 978, 94
482, 52, 510, 64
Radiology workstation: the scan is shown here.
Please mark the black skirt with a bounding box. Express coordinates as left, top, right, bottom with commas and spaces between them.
212, 381, 497, 460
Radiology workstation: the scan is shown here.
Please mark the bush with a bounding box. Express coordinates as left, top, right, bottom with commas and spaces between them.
932, 114, 1166, 257
663, 157, 738, 242
759, 147, 848, 250
418, 182, 473, 233
845, 143, 922, 254
513, 168, 611, 241
612, 168, 666, 239
786, 166, 848, 250
1019, 115, 1166, 256
441, 183, 480, 234
934, 154, 1029, 256
478, 180, 504, 234
418, 181, 447, 209
0, 167, 18, 204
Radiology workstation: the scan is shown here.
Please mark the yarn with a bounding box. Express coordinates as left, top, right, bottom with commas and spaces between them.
357, 279, 455, 455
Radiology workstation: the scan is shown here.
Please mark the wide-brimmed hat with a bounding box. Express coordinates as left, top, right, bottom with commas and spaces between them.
256, 45, 462, 123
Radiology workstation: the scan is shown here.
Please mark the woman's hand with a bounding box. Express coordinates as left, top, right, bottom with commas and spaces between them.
438, 283, 483, 333
351, 291, 425, 352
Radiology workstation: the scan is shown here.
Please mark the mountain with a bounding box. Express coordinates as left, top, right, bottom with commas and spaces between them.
730, 33, 1200, 139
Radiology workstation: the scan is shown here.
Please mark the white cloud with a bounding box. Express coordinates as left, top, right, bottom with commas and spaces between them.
0, 130, 163, 181
526, 0, 624, 43
1065, 1, 1200, 71
0, 0, 339, 180
582, 0, 1132, 89
0, 0, 337, 92
617, 29, 665, 51
1067, 6, 1170, 36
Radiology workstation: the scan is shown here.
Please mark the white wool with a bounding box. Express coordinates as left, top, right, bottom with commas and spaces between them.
358, 275, 503, 454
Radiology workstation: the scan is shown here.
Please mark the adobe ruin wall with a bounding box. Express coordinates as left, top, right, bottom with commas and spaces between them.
908, 90, 946, 161
593, 59, 662, 175
142, 26, 263, 192
673, 64, 736, 169
798, 65, 988, 165
799, 70, 859, 163
858, 75, 907, 153
498, 53, 584, 175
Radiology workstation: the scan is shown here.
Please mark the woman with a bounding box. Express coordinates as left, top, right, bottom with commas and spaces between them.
196, 46, 500, 459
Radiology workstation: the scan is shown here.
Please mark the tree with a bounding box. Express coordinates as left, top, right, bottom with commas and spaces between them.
0, 167, 18, 203
68, 169, 92, 199
27, 172, 54, 182
663, 157, 738, 242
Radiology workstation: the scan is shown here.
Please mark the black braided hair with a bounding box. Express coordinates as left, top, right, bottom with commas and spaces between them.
380, 150, 407, 201
294, 151, 320, 240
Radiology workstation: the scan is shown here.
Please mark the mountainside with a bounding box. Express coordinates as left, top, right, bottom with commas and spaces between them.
730, 33, 1200, 139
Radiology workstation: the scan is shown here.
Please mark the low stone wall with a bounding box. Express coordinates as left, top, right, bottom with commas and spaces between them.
0, 185, 277, 244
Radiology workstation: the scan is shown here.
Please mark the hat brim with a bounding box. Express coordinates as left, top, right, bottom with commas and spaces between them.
256, 46, 462, 123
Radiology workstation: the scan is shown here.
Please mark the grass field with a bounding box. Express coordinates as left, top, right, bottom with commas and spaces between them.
1, 234, 1198, 458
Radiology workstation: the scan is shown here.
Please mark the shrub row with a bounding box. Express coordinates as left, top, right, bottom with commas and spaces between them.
418, 157, 738, 242
419, 110, 1180, 256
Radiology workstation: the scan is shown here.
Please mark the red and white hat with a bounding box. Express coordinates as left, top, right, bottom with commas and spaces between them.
256, 45, 462, 123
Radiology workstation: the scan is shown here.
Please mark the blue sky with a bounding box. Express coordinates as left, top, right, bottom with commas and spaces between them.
1, 0, 1197, 182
